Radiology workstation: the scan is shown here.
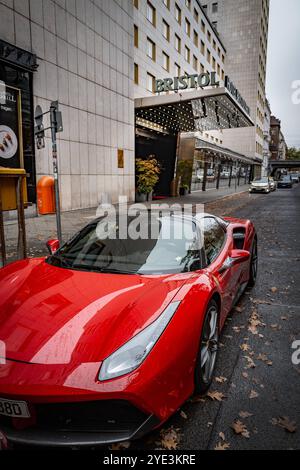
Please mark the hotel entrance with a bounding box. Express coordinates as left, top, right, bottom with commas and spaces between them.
135, 86, 255, 198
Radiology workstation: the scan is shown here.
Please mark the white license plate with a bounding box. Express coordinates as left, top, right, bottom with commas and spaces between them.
0, 398, 30, 418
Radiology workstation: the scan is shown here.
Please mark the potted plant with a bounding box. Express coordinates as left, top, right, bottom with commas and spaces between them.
135, 157, 161, 202
179, 183, 189, 196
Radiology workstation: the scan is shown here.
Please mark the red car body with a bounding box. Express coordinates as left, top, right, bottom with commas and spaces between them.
0, 215, 256, 447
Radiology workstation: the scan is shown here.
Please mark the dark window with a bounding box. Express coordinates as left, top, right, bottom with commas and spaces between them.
203, 217, 225, 264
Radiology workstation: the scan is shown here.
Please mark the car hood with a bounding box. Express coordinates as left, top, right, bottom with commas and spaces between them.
0, 259, 191, 365
251, 182, 268, 187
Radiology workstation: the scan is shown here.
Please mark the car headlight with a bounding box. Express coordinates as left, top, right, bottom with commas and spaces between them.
98, 301, 180, 381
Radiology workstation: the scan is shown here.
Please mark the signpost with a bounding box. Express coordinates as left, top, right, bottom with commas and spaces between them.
34, 101, 63, 244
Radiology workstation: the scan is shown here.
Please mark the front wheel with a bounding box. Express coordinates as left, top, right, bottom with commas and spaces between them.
194, 300, 219, 395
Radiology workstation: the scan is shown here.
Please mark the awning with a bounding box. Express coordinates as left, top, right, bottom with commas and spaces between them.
195, 138, 260, 165
135, 87, 254, 134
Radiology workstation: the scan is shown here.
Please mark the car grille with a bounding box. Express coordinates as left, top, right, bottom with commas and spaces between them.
0, 400, 149, 434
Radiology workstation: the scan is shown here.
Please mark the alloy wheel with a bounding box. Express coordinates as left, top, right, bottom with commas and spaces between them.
200, 306, 219, 384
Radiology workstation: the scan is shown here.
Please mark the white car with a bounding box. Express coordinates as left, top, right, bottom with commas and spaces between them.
249, 177, 271, 193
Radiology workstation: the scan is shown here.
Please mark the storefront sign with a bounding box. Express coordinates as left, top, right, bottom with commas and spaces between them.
0, 84, 23, 169
225, 76, 250, 116
155, 71, 220, 93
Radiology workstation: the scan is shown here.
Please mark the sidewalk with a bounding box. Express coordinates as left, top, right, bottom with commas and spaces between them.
2, 183, 249, 264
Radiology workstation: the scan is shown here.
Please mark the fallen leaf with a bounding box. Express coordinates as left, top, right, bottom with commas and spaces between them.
109, 441, 131, 450
214, 441, 230, 450
219, 431, 225, 441
231, 420, 250, 438
207, 391, 226, 401
180, 410, 188, 420
160, 427, 180, 450
244, 355, 256, 369
270, 287, 278, 293
240, 343, 250, 352
239, 411, 253, 419
235, 306, 244, 313
215, 376, 227, 383
249, 390, 259, 399
272, 417, 297, 433
242, 372, 249, 378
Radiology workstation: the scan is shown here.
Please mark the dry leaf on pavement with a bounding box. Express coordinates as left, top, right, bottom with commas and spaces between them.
214, 441, 230, 450
215, 376, 227, 383
180, 410, 188, 420
272, 417, 297, 433
231, 420, 250, 438
239, 411, 253, 418
207, 391, 226, 401
160, 427, 181, 450
109, 441, 131, 450
219, 431, 225, 441
249, 389, 259, 399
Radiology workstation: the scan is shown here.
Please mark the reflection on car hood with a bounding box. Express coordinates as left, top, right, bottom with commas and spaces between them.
0, 258, 191, 365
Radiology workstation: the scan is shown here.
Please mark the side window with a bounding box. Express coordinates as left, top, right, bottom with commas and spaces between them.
204, 217, 226, 265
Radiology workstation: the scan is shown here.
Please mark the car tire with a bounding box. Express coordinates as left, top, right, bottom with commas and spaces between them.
194, 299, 219, 395
248, 237, 258, 287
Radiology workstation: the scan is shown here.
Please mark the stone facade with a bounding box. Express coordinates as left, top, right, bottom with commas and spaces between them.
0, 0, 135, 210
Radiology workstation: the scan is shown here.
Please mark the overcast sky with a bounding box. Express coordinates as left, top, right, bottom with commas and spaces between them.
266, 0, 300, 148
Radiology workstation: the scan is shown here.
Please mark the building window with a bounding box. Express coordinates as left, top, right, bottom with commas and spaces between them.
221, 69, 224, 80
212, 57, 216, 70
212, 21, 218, 30
185, 46, 190, 63
133, 0, 139, 9
200, 40, 205, 55
193, 55, 198, 71
207, 30, 211, 42
134, 24, 138, 48
134, 63, 139, 84
175, 3, 181, 24
162, 20, 170, 41
200, 63, 204, 73
213, 39, 216, 50
217, 47, 221, 57
175, 34, 181, 53
222, 53, 225, 63
201, 20, 205, 33
207, 49, 211, 63
202, 4, 207, 11
147, 73, 155, 92
147, 37, 156, 61
163, 0, 170, 9
162, 51, 170, 71
147, 1, 156, 27
193, 30, 198, 47
217, 63, 220, 75
185, 18, 191, 37
175, 62, 180, 76
185, 0, 191, 10
194, 8, 199, 22
212, 2, 218, 13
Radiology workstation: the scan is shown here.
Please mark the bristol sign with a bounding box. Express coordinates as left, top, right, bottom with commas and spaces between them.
155, 71, 219, 93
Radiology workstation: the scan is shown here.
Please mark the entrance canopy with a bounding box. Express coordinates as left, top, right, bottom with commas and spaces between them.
135, 87, 254, 134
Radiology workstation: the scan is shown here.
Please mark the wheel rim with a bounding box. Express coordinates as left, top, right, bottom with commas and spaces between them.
251, 240, 258, 281
200, 306, 219, 384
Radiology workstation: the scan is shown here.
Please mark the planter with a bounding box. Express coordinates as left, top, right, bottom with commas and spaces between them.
179, 187, 189, 196
135, 192, 147, 202
147, 191, 153, 202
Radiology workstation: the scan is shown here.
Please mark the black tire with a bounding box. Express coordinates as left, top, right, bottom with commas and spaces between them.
194, 299, 219, 395
248, 237, 258, 287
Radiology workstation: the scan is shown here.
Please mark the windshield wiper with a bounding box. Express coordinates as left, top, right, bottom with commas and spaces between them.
69, 263, 137, 274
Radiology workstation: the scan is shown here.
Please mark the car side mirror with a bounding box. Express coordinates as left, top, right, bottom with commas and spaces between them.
218, 249, 250, 274
46, 239, 60, 255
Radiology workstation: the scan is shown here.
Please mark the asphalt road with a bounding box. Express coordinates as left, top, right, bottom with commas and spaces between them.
132, 184, 300, 450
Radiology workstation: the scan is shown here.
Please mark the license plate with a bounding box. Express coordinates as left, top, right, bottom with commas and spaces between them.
0, 398, 30, 418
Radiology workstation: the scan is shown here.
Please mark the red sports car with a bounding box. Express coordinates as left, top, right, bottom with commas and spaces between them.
0, 212, 257, 447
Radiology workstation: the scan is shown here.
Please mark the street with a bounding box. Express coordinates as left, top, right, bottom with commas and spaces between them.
129, 184, 300, 450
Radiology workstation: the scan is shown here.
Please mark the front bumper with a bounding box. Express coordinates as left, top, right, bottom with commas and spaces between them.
249, 187, 269, 193
0, 400, 159, 447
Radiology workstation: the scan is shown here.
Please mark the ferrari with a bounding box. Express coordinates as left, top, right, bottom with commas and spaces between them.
0, 212, 257, 447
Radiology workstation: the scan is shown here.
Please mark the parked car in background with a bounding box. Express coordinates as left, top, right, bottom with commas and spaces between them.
249, 177, 271, 193
206, 168, 216, 181
269, 177, 277, 191
221, 169, 230, 179
278, 175, 293, 188
290, 173, 299, 184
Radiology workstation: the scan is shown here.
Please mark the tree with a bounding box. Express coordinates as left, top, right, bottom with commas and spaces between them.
286, 147, 300, 160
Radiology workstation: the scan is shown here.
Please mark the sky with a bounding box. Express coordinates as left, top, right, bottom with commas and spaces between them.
266, 0, 300, 148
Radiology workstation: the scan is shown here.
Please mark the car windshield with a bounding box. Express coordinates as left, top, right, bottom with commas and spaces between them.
253, 177, 268, 183
281, 176, 291, 181
46, 215, 203, 275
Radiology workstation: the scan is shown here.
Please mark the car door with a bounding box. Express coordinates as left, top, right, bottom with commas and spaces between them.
202, 217, 242, 321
